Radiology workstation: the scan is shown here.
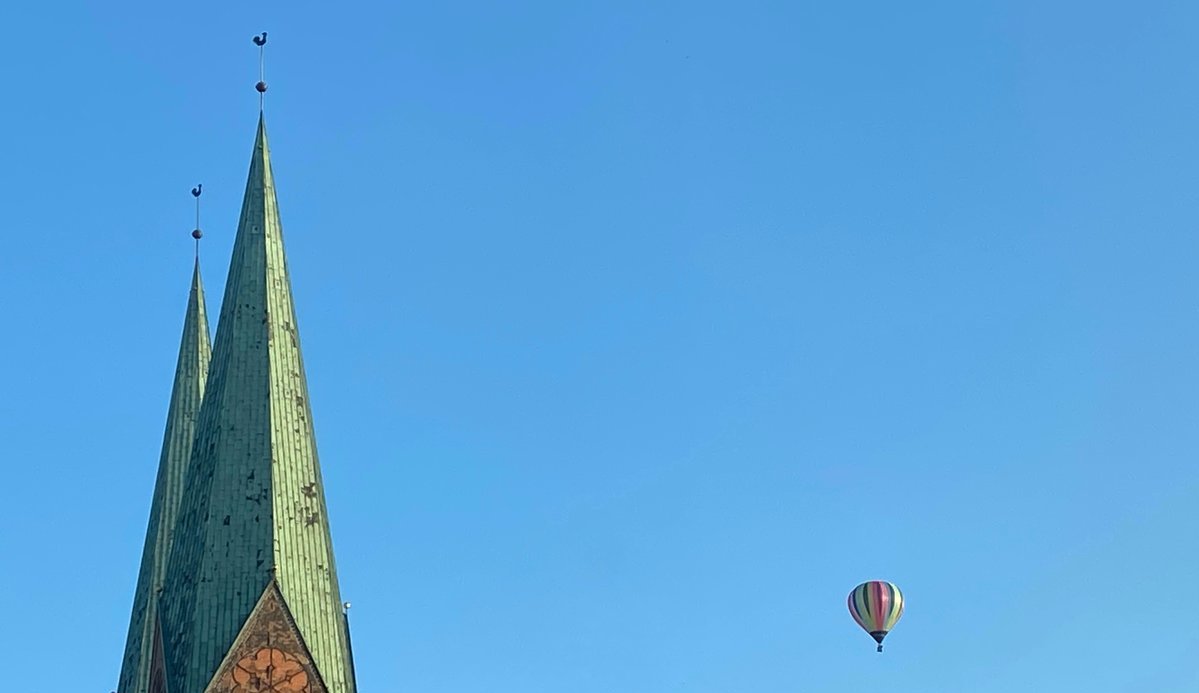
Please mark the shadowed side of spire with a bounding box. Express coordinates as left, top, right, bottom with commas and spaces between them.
116, 261, 211, 693
162, 115, 354, 693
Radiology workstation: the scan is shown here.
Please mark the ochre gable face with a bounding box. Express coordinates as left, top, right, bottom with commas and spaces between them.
204, 582, 328, 693
224, 647, 310, 692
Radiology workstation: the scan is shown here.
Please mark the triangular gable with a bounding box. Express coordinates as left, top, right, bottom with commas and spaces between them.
204, 581, 329, 693
149, 614, 168, 693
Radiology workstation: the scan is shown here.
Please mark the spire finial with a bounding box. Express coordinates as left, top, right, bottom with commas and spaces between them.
253, 32, 268, 109
191, 184, 203, 257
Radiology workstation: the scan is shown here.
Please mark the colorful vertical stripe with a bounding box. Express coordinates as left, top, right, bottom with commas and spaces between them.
848, 581, 904, 640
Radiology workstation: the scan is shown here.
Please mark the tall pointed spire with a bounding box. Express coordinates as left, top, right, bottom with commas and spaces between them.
117, 259, 212, 693
161, 113, 356, 692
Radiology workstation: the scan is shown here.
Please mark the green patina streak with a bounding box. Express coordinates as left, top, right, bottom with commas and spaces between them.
160, 114, 355, 693
118, 261, 212, 693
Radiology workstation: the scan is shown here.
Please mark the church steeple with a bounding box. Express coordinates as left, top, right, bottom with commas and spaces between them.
160, 110, 356, 692
117, 258, 212, 693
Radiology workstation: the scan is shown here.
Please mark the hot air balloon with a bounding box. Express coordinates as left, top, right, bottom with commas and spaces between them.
848, 581, 904, 652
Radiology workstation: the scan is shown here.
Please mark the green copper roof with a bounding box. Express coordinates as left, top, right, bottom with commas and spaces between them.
117, 261, 212, 693
161, 114, 354, 693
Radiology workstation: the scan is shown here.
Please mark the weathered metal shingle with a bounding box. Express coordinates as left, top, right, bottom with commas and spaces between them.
117, 261, 212, 693
161, 114, 355, 693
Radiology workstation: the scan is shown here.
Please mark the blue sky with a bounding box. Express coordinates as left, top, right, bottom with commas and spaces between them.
0, 1, 1197, 691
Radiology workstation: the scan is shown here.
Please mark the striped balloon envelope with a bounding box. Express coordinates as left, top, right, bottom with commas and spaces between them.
847, 581, 904, 652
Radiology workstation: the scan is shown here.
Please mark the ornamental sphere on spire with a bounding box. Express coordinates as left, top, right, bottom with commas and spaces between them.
192, 228, 203, 240
256, 81, 268, 93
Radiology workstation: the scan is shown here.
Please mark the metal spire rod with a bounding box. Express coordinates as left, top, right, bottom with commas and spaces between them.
191, 184, 203, 257
254, 32, 269, 108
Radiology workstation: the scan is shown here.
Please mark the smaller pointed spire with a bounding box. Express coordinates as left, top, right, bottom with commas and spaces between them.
115, 221, 212, 693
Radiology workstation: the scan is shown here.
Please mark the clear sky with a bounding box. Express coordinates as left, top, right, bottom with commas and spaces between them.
0, 1, 1196, 691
